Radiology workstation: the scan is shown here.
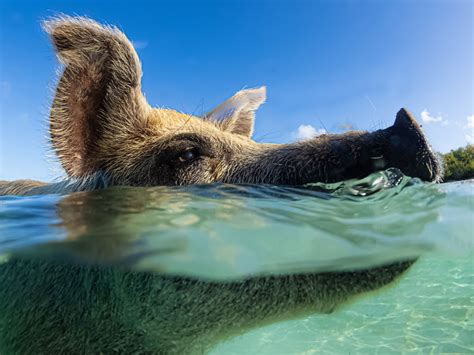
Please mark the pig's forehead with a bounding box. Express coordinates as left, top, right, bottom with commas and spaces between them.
148, 108, 220, 132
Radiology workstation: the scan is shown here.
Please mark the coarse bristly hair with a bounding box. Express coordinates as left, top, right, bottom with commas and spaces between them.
3, 15, 442, 197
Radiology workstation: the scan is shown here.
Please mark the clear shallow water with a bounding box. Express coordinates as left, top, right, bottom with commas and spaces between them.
0, 169, 473, 353
211, 254, 473, 354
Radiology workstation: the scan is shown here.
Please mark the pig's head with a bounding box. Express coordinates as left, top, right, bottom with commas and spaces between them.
44, 17, 442, 187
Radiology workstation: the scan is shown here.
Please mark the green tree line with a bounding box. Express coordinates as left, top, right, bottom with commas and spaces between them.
442, 145, 474, 182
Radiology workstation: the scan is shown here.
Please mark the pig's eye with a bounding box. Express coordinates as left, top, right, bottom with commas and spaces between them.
178, 148, 199, 163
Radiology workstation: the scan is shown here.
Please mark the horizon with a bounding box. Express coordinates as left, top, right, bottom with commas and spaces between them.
1, 0, 472, 181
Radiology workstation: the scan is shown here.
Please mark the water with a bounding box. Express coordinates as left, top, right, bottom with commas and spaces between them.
0, 169, 472, 353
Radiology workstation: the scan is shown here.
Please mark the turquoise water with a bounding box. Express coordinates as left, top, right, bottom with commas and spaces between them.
0, 169, 473, 353
211, 254, 473, 354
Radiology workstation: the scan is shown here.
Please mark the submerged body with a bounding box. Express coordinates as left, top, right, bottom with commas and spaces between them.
0, 16, 442, 354
0, 256, 413, 354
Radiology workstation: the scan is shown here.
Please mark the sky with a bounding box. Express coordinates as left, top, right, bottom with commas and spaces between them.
0, 0, 472, 181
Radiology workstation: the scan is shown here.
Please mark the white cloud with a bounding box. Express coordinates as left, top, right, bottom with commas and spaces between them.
464, 115, 474, 144
420, 109, 444, 124
464, 114, 474, 129
466, 133, 474, 144
294, 124, 327, 141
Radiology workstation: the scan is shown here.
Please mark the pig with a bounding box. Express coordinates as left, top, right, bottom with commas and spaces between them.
0, 16, 442, 354
0, 17, 441, 196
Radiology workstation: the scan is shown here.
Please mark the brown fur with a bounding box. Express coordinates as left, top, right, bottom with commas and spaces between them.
0, 16, 441, 196
41, 16, 269, 186
0, 180, 47, 195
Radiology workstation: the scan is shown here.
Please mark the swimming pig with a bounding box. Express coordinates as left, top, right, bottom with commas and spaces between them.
0, 16, 442, 354
0, 16, 441, 195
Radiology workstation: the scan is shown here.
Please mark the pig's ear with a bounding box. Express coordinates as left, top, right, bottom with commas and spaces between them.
204, 87, 266, 138
43, 16, 149, 178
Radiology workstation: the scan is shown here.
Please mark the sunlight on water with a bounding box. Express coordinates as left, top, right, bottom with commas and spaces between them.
0, 169, 472, 353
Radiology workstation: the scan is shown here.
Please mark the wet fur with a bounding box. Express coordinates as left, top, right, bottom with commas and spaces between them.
0, 257, 414, 354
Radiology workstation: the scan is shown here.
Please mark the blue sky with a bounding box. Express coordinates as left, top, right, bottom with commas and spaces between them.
0, 0, 472, 181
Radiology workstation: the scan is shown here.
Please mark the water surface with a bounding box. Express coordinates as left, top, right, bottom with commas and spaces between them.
0, 169, 472, 353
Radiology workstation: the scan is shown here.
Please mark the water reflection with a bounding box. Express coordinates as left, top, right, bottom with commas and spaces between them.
6, 169, 446, 278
